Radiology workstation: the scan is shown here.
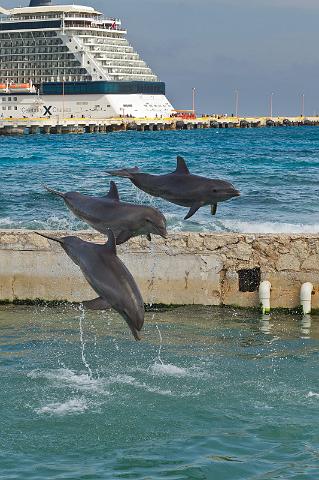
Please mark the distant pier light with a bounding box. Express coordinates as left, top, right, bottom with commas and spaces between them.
269, 92, 274, 118
192, 87, 196, 116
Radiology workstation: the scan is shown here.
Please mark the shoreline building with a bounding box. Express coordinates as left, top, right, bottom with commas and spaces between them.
0, 0, 174, 119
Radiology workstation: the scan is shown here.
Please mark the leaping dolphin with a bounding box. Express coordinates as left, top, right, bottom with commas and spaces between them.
36, 230, 144, 341
43, 181, 167, 244
106, 156, 240, 220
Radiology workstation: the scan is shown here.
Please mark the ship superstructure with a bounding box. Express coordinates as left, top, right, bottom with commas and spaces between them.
0, 0, 173, 119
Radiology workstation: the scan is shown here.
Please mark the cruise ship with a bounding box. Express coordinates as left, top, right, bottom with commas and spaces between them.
0, 0, 174, 119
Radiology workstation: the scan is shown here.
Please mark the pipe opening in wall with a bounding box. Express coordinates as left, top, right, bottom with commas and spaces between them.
238, 267, 261, 292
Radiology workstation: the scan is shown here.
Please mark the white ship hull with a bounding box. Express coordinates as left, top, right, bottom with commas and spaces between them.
0, 93, 174, 119
0, 1, 174, 119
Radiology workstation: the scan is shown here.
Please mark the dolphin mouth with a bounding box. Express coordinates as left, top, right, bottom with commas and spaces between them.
43, 184, 65, 198
154, 227, 168, 239
233, 190, 240, 197
159, 230, 168, 239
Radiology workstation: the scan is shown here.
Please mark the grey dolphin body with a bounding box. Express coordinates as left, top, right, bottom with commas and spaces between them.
107, 156, 240, 220
36, 231, 144, 340
44, 181, 167, 245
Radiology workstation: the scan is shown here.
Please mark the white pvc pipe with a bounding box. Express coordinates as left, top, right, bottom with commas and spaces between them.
300, 282, 314, 315
259, 281, 271, 314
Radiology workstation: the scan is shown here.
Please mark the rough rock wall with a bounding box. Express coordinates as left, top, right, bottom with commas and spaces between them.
0, 230, 318, 309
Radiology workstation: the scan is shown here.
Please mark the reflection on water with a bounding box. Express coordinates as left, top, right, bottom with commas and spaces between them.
0, 304, 319, 479
300, 314, 312, 339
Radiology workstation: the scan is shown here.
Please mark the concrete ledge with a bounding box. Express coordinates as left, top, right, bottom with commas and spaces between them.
0, 230, 318, 309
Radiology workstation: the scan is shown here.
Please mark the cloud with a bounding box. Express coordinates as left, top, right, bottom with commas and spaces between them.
216, 0, 319, 8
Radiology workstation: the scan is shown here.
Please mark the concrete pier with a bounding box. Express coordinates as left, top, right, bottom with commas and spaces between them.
0, 230, 318, 310
0, 115, 318, 136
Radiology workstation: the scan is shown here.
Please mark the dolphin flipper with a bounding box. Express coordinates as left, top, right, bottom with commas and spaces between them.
211, 204, 218, 216
184, 202, 202, 220
106, 167, 139, 178
116, 230, 133, 245
105, 229, 117, 253
82, 298, 111, 310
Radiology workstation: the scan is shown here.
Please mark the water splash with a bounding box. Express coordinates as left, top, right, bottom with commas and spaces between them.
155, 323, 164, 366
79, 306, 93, 379
35, 398, 89, 416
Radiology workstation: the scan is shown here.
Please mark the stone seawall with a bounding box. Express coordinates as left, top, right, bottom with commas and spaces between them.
0, 230, 318, 310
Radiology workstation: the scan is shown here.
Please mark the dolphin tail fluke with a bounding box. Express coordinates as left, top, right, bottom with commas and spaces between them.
35, 232, 64, 244
184, 202, 203, 220
106, 166, 139, 178
43, 184, 65, 198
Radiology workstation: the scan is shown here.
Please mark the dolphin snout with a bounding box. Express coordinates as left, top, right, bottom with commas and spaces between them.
233, 189, 240, 197
157, 225, 168, 239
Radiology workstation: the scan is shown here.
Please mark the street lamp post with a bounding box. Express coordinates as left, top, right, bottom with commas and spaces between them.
270, 92, 274, 118
301, 93, 305, 117
192, 87, 196, 116
235, 89, 239, 117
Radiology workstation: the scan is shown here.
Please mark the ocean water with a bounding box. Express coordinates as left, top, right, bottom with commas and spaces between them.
1, 305, 319, 479
0, 126, 318, 233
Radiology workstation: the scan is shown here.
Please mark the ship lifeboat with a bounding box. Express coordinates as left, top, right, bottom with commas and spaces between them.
0, 83, 8, 93
8, 82, 36, 93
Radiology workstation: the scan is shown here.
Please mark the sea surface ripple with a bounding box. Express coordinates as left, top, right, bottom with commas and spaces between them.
0, 126, 318, 233
1, 305, 319, 479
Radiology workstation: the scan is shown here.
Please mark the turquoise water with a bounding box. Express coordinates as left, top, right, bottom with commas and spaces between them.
1, 305, 319, 479
0, 127, 319, 233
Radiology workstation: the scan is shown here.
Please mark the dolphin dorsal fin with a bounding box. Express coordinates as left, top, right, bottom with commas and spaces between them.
175, 156, 190, 175
105, 229, 117, 254
105, 181, 120, 201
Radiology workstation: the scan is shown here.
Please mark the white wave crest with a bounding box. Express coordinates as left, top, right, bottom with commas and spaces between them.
221, 220, 319, 234
165, 214, 319, 234
0, 217, 14, 226
307, 391, 319, 398
28, 368, 107, 394
109, 374, 173, 396
35, 398, 88, 416
150, 363, 190, 377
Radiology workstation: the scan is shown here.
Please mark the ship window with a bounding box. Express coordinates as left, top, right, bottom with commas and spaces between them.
8, 97, 11, 102
14, 97, 17, 102
2, 98, 5, 102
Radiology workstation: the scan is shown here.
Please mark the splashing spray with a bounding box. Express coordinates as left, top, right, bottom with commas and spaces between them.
79, 305, 93, 379
155, 322, 164, 366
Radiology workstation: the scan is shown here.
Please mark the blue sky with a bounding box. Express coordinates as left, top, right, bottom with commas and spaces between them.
2, 0, 319, 115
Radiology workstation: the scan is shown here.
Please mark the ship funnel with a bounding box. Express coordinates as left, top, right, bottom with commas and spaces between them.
29, 0, 52, 6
